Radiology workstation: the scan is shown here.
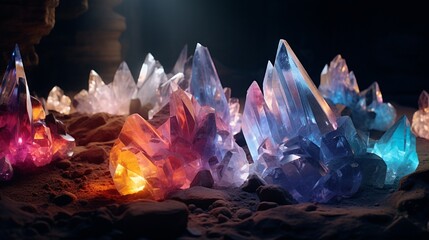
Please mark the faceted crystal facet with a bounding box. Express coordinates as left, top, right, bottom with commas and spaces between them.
190, 43, 242, 134
319, 55, 396, 131
110, 88, 249, 199
371, 116, 419, 184
242, 40, 368, 203
46, 86, 72, 114
412, 90, 429, 139
0, 45, 75, 180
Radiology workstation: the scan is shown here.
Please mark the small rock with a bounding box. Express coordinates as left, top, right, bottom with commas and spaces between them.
256, 185, 297, 205
190, 169, 214, 188
210, 207, 232, 218
304, 204, 318, 212
235, 208, 252, 219
188, 204, 196, 211
257, 201, 278, 211
218, 214, 229, 223
241, 174, 265, 193
32, 220, 51, 235
56, 160, 71, 170
53, 191, 77, 206
168, 186, 229, 209
209, 200, 230, 209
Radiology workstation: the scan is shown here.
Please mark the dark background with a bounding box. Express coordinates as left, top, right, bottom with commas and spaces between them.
30, 0, 429, 107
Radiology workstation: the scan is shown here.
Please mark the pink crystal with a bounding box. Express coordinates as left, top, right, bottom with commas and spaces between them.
110, 88, 249, 199
412, 90, 429, 139
0, 45, 75, 180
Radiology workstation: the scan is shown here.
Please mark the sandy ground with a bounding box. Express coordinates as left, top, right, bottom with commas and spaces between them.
0, 104, 428, 239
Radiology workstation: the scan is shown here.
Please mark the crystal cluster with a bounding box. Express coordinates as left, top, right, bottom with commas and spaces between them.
0, 45, 75, 181
109, 88, 249, 199
412, 90, 429, 139
319, 55, 396, 131
46, 86, 72, 114
241, 39, 417, 203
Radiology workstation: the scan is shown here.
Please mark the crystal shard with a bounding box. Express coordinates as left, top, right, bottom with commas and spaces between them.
0, 45, 75, 180
371, 116, 419, 184
190, 43, 242, 134
319, 55, 396, 131
110, 88, 249, 199
46, 86, 72, 114
412, 90, 429, 139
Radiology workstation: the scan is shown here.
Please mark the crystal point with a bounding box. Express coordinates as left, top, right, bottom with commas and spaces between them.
371, 116, 419, 184
0, 45, 75, 180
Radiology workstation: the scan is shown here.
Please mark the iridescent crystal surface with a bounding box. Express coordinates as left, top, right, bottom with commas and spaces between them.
372, 116, 419, 184
109, 88, 249, 199
319, 55, 396, 131
0, 45, 75, 181
242, 40, 378, 202
412, 90, 429, 139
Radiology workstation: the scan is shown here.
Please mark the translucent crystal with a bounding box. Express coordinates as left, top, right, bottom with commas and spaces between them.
0, 45, 75, 180
242, 40, 366, 203
371, 116, 419, 184
412, 90, 429, 139
46, 86, 72, 114
190, 43, 241, 134
319, 55, 396, 131
110, 88, 249, 199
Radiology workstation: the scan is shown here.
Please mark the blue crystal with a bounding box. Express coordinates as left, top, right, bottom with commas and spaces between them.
190, 44, 230, 125
371, 116, 419, 184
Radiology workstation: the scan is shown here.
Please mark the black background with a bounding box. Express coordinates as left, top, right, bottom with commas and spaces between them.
117, 0, 428, 107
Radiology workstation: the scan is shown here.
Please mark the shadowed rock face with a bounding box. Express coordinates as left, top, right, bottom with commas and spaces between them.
0, 0, 59, 72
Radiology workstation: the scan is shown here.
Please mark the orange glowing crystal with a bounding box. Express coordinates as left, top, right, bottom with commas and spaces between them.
110, 88, 249, 200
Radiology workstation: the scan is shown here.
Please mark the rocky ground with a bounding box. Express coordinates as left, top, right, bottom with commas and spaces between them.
1, 105, 428, 240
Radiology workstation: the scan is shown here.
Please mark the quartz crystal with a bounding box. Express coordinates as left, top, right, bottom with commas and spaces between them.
412, 90, 429, 139
109, 88, 249, 199
74, 62, 137, 115
242, 40, 380, 202
46, 86, 72, 114
319, 55, 396, 131
371, 116, 419, 184
0, 45, 75, 180
190, 44, 242, 135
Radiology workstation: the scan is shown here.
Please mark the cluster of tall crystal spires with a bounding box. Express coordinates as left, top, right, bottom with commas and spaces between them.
109, 44, 248, 199
0, 45, 75, 181
241, 39, 418, 202
47, 45, 242, 134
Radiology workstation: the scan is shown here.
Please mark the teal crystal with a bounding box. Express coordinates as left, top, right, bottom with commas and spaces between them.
371, 116, 419, 184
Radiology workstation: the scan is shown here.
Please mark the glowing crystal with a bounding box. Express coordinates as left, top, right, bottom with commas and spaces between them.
242, 40, 369, 202
190, 43, 242, 134
371, 116, 419, 184
110, 88, 249, 199
46, 86, 72, 114
412, 90, 429, 139
0, 45, 75, 180
319, 55, 396, 131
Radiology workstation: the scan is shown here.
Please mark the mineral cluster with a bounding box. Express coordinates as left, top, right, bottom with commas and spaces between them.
318, 55, 396, 131
109, 89, 248, 200
412, 90, 429, 140
242, 40, 418, 203
0, 45, 75, 181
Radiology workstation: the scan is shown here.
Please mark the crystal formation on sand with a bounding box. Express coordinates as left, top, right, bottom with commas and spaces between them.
109, 88, 249, 199
319, 55, 396, 131
0, 45, 75, 181
190, 43, 242, 135
412, 90, 429, 139
241, 40, 392, 203
371, 116, 419, 184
